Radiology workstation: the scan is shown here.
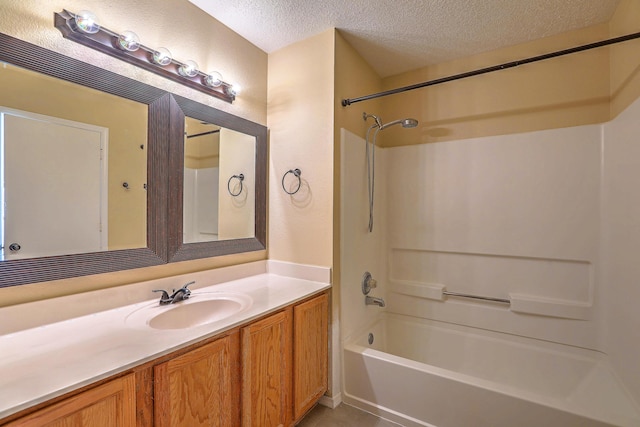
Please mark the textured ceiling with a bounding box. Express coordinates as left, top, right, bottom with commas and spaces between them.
188, 0, 620, 77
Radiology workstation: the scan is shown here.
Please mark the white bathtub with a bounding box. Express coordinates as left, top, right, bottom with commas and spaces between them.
343, 313, 640, 427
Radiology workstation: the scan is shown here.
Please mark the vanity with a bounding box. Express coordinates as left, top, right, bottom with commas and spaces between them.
0, 261, 330, 426
0, 19, 328, 426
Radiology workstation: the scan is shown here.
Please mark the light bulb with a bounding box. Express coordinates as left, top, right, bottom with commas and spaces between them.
178, 60, 199, 78
226, 83, 240, 97
204, 71, 223, 88
74, 10, 100, 34
117, 31, 140, 52
152, 47, 172, 66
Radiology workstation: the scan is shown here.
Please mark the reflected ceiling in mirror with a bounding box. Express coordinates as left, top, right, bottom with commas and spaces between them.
0, 63, 148, 260
183, 116, 256, 244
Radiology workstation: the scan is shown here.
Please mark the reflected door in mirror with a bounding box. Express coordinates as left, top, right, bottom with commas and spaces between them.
1, 110, 106, 260
0, 61, 148, 262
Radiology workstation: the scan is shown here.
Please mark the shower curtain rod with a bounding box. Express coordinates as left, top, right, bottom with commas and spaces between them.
341, 30, 640, 107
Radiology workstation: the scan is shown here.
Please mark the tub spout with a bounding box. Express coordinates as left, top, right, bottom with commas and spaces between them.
365, 296, 385, 307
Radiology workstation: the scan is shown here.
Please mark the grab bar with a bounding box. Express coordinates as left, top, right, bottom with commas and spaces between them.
443, 290, 510, 305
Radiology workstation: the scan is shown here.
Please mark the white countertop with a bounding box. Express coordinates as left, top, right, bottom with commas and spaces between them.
0, 261, 331, 420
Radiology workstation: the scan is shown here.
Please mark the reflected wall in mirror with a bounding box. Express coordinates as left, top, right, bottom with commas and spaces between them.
183, 117, 256, 244
168, 95, 266, 263
0, 63, 147, 260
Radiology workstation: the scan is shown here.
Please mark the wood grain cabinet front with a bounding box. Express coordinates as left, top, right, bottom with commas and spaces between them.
292, 293, 329, 422
153, 333, 241, 427
240, 292, 329, 427
4, 374, 136, 427
241, 308, 293, 427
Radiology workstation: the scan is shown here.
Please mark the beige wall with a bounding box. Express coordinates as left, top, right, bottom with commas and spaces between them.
267, 29, 335, 267
376, 24, 611, 147
0, 0, 267, 305
218, 128, 256, 240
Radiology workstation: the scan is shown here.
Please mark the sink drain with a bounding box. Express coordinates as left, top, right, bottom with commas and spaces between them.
368, 333, 374, 345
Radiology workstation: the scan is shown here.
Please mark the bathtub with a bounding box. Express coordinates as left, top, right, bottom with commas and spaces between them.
343, 313, 640, 427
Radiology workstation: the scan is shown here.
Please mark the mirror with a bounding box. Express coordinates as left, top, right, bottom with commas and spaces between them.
0, 32, 266, 288
0, 63, 148, 260
167, 95, 266, 263
183, 117, 256, 243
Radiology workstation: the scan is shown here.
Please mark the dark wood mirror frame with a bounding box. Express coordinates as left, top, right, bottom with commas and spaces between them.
0, 33, 266, 288
167, 95, 267, 262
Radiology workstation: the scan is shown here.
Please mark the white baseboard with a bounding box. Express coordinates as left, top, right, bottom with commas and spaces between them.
319, 392, 342, 409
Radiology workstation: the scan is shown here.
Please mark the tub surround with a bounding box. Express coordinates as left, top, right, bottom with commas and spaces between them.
0, 260, 331, 420
339, 94, 640, 424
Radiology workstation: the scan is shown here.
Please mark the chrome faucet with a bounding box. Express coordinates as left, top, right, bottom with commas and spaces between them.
362, 271, 385, 307
153, 281, 194, 305
365, 296, 385, 307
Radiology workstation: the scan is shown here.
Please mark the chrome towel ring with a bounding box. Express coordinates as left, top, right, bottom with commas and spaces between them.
282, 168, 302, 195
227, 173, 244, 196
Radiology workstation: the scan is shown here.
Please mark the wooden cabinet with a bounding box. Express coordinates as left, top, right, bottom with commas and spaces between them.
293, 293, 329, 422
5, 374, 136, 427
3, 291, 329, 427
241, 308, 293, 427
154, 333, 240, 427
240, 292, 329, 427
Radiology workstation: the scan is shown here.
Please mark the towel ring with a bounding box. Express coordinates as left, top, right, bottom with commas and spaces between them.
227, 173, 244, 196
282, 168, 302, 195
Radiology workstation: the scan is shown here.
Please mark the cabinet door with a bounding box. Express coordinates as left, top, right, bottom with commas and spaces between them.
241, 309, 292, 427
293, 293, 329, 421
154, 334, 240, 427
6, 374, 136, 427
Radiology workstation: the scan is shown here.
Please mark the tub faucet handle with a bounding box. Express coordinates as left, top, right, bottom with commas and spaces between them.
362, 271, 377, 295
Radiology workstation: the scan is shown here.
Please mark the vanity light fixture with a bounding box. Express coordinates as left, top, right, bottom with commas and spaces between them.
226, 83, 240, 96
152, 47, 172, 66
178, 60, 199, 78
74, 10, 100, 34
54, 9, 236, 103
204, 71, 223, 88
117, 30, 140, 52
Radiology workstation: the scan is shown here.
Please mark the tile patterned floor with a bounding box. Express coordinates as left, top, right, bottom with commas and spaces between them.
297, 403, 402, 427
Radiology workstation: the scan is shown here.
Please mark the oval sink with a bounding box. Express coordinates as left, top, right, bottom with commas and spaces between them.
125, 292, 252, 330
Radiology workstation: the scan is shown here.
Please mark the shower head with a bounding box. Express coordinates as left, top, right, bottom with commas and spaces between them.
363, 112, 418, 130
379, 118, 419, 130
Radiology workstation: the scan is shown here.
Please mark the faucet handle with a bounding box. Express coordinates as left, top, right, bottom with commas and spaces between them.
182, 281, 195, 290
362, 272, 377, 295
